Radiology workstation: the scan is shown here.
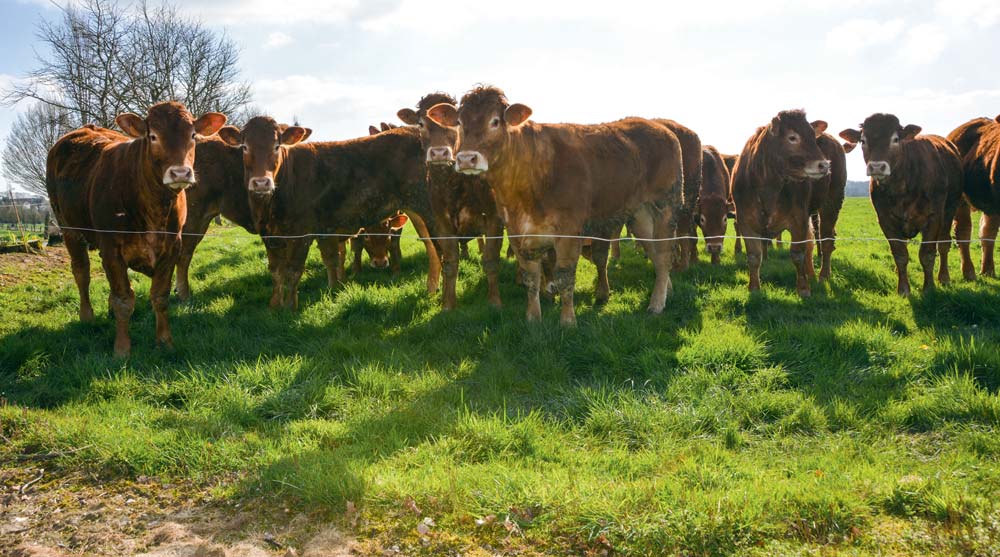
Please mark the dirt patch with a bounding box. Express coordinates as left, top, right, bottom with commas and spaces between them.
0, 467, 356, 557
0, 246, 73, 289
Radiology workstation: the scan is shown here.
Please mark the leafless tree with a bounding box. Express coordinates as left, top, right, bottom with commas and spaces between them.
1, 102, 73, 198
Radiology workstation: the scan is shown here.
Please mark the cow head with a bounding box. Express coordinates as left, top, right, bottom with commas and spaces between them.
363, 213, 408, 269
426, 85, 531, 175
839, 113, 920, 181
116, 101, 226, 192
398, 92, 460, 166
764, 110, 831, 181
217, 116, 311, 195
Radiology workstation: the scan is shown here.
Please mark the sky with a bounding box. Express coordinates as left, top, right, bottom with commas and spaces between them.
2, 0, 1000, 192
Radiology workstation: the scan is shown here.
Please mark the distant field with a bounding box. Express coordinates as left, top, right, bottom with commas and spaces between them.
1, 198, 998, 556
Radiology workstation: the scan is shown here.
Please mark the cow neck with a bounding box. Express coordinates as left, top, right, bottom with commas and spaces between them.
248, 146, 294, 235
126, 138, 183, 233
870, 143, 913, 197
484, 123, 546, 211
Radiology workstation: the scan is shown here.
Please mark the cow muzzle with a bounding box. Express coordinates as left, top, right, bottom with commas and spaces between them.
427, 146, 454, 165
163, 166, 195, 191
706, 243, 723, 255
804, 160, 832, 179
370, 256, 390, 269
867, 161, 891, 179
249, 177, 275, 195
456, 151, 488, 175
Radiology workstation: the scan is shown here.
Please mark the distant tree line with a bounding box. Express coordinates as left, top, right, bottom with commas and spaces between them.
1, 0, 253, 199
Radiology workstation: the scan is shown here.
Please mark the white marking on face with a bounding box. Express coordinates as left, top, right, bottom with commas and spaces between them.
456, 150, 488, 174
248, 176, 275, 194
163, 166, 195, 190
426, 146, 454, 164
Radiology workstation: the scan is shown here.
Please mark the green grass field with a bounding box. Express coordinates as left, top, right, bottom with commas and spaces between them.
2, 198, 999, 556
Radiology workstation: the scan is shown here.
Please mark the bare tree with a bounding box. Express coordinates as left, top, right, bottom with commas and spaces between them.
3, 0, 252, 127
1, 102, 74, 198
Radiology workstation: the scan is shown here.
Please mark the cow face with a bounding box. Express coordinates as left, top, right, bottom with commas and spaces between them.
116, 101, 226, 192
839, 114, 921, 181
398, 92, 460, 166
217, 116, 310, 195
699, 195, 729, 256
766, 110, 832, 180
427, 86, 531, 175
363, 213, 408, 269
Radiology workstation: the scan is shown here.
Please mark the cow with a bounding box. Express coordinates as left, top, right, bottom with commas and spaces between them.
216, 116, 441, 309
175, 125, 313, 301
700, 146, 732, 264
840, 113, 965, 295
650, 120, 702, 271
426, 85, 684, 325
731, 109, 845, 297
343, 212, 408, 276
397, 92, 505, 309
947, 114, 1000, 277
46, 101, 226, 356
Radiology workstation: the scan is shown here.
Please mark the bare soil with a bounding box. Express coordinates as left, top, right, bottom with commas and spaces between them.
0, 246, 74, 289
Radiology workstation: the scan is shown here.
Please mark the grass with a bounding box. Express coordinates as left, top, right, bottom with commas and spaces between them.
1, 198, 999, 556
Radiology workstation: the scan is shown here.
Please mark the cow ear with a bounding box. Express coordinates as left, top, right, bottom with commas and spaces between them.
839, 128, 861, 144
901, 124, 921, 140
387, 213, 409, 230
769, 116, 782, 136
280, 125, 309, 146
842, 142, 856, 153
426, 103, 459, 127
382, 122, 397, 131
505, 103, 532, 127
218, 126, 242, 146
369, 125, 380, 136
398, 109, 420, 126
811, 120, 828, 137
300, 128, 313, 142
194, 112, 227, 136
116, 113, 146, 138
995, 114, 1000, 123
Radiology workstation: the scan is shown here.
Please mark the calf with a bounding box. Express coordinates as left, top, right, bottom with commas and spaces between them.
947, 115, 1000, 277
427, 86, 684, 325
840, 113, 964, 295
344, 213, 408, 275
700, 146, 732, 264
46, 102, 226, 356
398, 92, 505, 309
216, 116, 441, 309
731, 109, 842, 297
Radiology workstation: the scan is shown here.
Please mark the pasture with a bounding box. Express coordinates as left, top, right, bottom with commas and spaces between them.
1, 198, 999, 556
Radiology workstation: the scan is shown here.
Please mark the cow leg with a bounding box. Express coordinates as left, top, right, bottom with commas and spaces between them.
100, 249, 135, 358
336, 241, 348, 283
788, 218, 812, 297
460, 240, 471, 260
483, 225, 504, 308
265, 240, 286, 309
634, 206, 675, 313
65, 232, 94, 322
953, 199, 975, 280
738, 221, 763, 292
151, 257, 176, 350
315, 237, 341, 289
609, 227, 622, 260
175, 214, 212, 302
590, 237, 611, 306
980, 212, 999, 277
516, 252, 543, 322
439, 236, 460, 311
405, 211, 441, 294
937, 226, 952, 286
552, 237, 582, 326
816, 209, 836, 281
803, 224, 817, 281
918, 230, 938, 293
883, 234, 911, 296
349, 237, 363, 276
281, 238, 312, 310
675, 211, 693, 272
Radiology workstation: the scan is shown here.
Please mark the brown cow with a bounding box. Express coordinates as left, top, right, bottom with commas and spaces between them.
46, 102, 226, 356
398, 92, 505, 309
653, 120, 702, 271
700, 146, 732, 264
216, 116, 441, 309
426, 86, 683, 325
731, 109, 843, 297
344, 212, 408, 275
840, 114, 965, 295
947, 114, 1000, 277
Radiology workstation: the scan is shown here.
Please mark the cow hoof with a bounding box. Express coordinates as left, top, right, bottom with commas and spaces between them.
981, 269, 995, 278
798, 289, 811, 298
897, 287, 911, 297
560, 315, 577, 327
488, 298, 502, 309
647, 303, 665, 315
79, 307, 95, 323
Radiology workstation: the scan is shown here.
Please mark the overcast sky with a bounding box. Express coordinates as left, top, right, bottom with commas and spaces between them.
3, 0, 1000, 191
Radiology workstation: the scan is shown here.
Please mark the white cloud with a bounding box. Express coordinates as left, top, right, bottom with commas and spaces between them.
175, 0, 359, 25
935, 0, 1000, 28
264, 32, 294, 49
825, 18, 905, 55
897, 23, 948, 65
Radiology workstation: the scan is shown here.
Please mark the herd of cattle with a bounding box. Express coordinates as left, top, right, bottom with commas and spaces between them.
43, 86, 1000, 356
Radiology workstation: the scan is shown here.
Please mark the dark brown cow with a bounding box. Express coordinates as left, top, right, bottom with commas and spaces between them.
947, 114, 1000, 277
216, 116, 441, 309
731, 109, 843, 297
650, 120, 701, 271
700, 146, 732, 264
46, 102, 226, 356
426, 86, 683, 325
398, 92, 505, 309
840, 114, 965, 295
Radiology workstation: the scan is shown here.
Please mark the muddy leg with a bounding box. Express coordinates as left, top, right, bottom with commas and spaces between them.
610, 227, 622, 260
788, 218, 812, 297
980, 212, 999, 277
65, 232, 94, 322
265, 239, 285, 309
175, 215, 212, 302
483, 225, 503, 308
633, 206, 674, 313
919, 232, 937, 293
738, 220, 763, 292
591, 237, 611, 306
886, 235, 912, 296
953, 199, 974, 280
282, 239, 312, 310
151, 257, 176, 350
100, 248, 135, 358
550, 237, 582, 326
316, 237, 342, 289
516, 252, 543, 322
439, 236, 460, 311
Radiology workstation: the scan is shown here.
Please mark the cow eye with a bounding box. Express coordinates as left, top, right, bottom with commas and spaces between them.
787, 134, 799, 143
149, 134, 158, 142
274, 144, 280, 152
892, 136, 899, 144
490, 117, 501, 129
241, 145, 248, 152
